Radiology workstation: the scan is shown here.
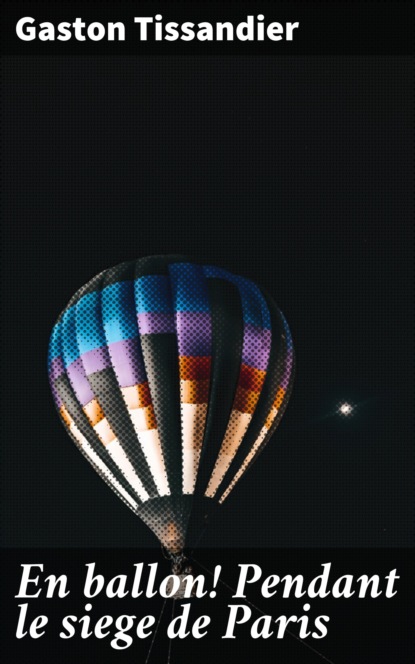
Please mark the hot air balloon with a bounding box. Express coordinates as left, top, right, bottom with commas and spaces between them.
48, 256, 294, 568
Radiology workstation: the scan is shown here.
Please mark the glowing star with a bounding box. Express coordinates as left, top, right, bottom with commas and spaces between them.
339, 403, 353, 416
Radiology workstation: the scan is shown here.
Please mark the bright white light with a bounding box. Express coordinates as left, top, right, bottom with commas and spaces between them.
339, 403, 353, 415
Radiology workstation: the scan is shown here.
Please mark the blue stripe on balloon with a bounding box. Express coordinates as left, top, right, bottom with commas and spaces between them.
102, 281, 138, 345
48, 321, 62, 366
75, 291, 107, 355
61, 305, 81, 367
204, 266, 271, 330
169, 263, 210, 312
134, 275, 173, 314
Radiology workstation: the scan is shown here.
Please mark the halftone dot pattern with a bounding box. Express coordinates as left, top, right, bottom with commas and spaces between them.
3, 51, 412, 553
48, 256, 294, 553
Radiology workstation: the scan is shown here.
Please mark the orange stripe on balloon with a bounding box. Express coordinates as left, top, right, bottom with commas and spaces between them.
121, 382, 152, 409
180, 379, 209, 404
239, 364, 266, 392
233, 385, 260, 414
59, 404, 73, 428
273, 386, 286, 409
179, 356, 211, 381
83, 398, 105, 426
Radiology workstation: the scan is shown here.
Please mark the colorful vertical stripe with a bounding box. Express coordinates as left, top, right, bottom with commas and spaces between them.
219, 313, 294, 503
204, 267, 272, 498
170, 263, 212, 494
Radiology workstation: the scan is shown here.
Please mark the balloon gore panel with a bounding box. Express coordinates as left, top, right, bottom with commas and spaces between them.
48, 256, 294, 553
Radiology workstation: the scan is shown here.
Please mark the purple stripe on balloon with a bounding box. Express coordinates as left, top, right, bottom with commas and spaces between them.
137, 312, 175, 335
49, 356, 65, 383
175, 311, 211, 356
107, 338, 147, 387
66, 357, 95, 406
241, 324, 272, 371
80, 347, 111, 375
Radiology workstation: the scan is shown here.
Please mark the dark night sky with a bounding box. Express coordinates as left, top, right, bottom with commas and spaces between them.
1, 54, 413, 548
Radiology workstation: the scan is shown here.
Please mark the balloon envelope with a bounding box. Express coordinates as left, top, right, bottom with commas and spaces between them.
48, 256, 294, 552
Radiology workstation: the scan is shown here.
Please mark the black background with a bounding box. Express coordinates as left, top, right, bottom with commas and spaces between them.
1, 2, 414, 663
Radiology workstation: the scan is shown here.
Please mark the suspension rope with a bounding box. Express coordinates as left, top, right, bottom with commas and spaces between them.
188, 520, 209, 557
144, 596, 167, 664
167, 599, 176, 664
